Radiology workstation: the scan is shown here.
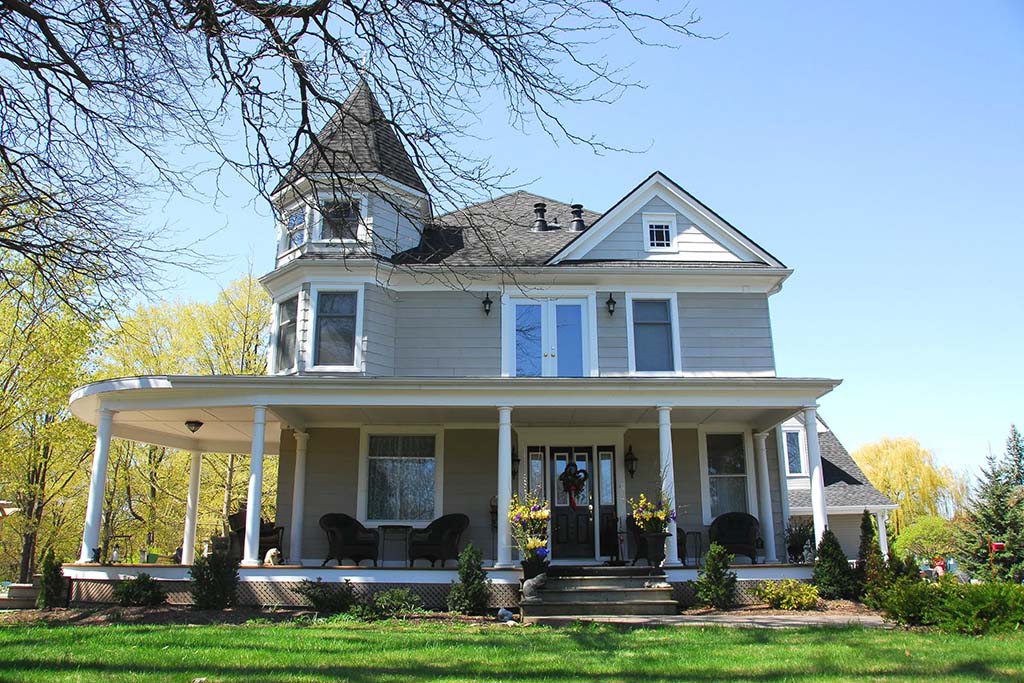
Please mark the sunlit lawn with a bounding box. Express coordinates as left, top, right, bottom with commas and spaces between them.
0, 619, 1022, 682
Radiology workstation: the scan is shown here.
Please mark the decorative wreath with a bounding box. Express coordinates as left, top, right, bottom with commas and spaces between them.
558, 463, 589, 511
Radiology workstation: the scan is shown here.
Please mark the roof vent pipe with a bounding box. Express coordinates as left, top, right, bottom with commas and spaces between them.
569, 204, 586, 232
531, 202, 549, 231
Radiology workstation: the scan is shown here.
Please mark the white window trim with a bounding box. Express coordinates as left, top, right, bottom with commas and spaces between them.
308, 284, 364, 373
642, 212, 678, 253
269, 286, 302, 375
697, 427, 757, 525
313, 192, 369, 244
356, 426, 445, 526
782, 428, 809, 477
625, 292, 682, 376
279, 204, 311, 255
500, 292, 598, 378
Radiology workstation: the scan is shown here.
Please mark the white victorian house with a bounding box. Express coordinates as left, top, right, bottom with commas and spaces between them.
64, 81, 883, 611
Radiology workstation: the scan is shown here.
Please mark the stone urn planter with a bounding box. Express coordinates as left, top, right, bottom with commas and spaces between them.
521, 558, 549, 580
640, 531, 670, 567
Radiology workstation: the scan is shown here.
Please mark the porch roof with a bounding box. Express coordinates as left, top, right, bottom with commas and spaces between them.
69, 375, 841, 454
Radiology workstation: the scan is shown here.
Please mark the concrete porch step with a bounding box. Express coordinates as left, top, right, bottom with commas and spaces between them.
539, 587, 674, 604
6, 583, 39, 600
0, 597, 37, 609
546, 575, 658, 589
521, 600, 678, 617
546, 565, 664, 579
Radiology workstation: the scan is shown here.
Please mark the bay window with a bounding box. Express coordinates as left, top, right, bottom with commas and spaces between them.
274, 296, 298, 373
321, 199, 361, 241
284, 208, 306, 250
313, 291, 358, 367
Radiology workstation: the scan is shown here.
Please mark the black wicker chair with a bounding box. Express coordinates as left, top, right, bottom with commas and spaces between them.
214, 508, 283, 562
319, 513, 380, 567
709, 512, 761, 563
407, 514, 470, 567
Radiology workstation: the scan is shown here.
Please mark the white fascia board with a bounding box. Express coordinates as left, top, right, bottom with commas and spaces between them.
790, 504, 899, 514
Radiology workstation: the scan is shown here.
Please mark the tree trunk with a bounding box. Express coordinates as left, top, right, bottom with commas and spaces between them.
222, 453, 236, 535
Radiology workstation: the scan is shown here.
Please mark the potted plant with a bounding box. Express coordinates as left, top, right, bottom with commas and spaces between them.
784, 522, 813, 564
629, 493, 676, 567
508, 494, 550, 579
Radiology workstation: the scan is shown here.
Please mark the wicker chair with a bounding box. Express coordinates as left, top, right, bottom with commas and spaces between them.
213, 508, 283, 562
319, 513, 380, 567
407, 514, 470, 567
709, 512, 761, 563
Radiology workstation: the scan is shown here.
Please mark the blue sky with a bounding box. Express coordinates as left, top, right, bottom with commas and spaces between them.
150, 1, 1023, 475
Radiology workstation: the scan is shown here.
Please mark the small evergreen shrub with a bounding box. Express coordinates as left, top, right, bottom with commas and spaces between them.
755, 579, 820, 610
446, 543, 490, 615
372, 587, 424, 618
36, 549, 66, 609
295, 578, 356, 613
189, 551, 239, 610
880, 577, 932, 626
784, 522, 813, 563
113, 573, 167, 607
695, 543, 737, 609
812, 528, 856, 599
925, 582, 1024, 635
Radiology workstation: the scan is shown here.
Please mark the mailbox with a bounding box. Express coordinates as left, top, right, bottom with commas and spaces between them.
990, 541, 1006, 552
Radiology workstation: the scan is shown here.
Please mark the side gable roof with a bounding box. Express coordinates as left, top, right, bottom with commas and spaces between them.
548, 171, 786, 267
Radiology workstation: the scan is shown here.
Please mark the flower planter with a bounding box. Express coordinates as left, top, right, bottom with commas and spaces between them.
521, 558, 549, 580
640, 531, 670, 567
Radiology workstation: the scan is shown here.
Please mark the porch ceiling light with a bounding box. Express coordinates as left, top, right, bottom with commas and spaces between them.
625, 445, 638, 478
185, 420, 204, 434
482, 293, 493, 316
606, 293, 617, 316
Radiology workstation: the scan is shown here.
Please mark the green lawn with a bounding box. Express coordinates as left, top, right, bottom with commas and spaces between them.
0, 620, 1022, 682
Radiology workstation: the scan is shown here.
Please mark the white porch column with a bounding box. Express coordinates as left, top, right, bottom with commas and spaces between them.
495, 406, 513, 568
242, 405, 267, 566
181, 450, 202, 565
804, 406, 828, 547
288, 431, 309, 565
753, 432, 778, 563
876, 510, 890, 560
657, 407, 681, 567
79, 408, 115, 563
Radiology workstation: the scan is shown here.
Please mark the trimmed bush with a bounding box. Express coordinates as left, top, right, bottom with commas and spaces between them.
813, 528, 856, 599
113, 573, 167, 607
924, 581, 1024, 635
295, 578, 356, 613
755, 579, 820, 611
189, 551, 239, 610
36, 548, 66, 609
447, 543, 490, 615
695, 543, 737, 609
372, 587, 424, 618
880, 577, 932, 626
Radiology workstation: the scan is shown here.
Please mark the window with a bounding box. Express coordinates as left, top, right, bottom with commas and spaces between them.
527, 448, 545, 497
321, 200, 361, 241
784, 430, 804, 475
284, 209, 306, 250
643, 212, 677, 252
275, 296, 298, 372
598, 450, 615, 506
630, 298, 677, 372
366, 435, 437, 521
509, 298, 588, 377
314, 291, 358, 367
706, 433, 749, 519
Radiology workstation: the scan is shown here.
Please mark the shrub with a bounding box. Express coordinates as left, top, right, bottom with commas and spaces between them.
925, 581, 1024, 635
36, 548, 66, 609
784, 522, 813, 563
755, 579, 820, 610
447, 544, 490, 615
295, 578, 356, 613
813, 528, 856, 599
113, 573, 167, 607
189, 551, 239, 610
372, 587, 423, 618
880, 577, 932, 626
695, 543, 737, 609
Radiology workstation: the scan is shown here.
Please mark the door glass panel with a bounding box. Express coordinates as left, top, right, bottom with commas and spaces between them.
515, 304, 543, 377
573, 451, 590, 506
599, 451, 615, 505
553, 452, 569, 506
555, 304, 584, 377
528, 448, 545, 497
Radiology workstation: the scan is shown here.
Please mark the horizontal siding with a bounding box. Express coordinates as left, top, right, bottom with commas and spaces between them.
362, 284, 397, 376
597, 292, 628, 375
395, 291, 501, 376
678, 293, 775, 373
443, 430, 499, 561
368, 193, 424, 257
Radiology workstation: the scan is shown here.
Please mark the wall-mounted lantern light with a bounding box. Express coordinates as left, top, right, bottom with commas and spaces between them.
606, 293, 617, 316
482, 293, 493, 316
624, 445, 638, 479
185, 420, 204, 434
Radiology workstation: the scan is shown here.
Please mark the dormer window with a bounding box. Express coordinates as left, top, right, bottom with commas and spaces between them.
643, 212, 677, 252
285, 209, 307, 250
321, 199, 361, 241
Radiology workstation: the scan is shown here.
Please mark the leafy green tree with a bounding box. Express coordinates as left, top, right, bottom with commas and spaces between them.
892, 516, 956, 562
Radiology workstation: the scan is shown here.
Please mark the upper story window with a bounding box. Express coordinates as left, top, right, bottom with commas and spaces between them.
285, 209, 307, 250
313, 290, 359, 368
321, 199, 361, 241
627, 294, 679, 374
506, 297, 590, 377
643, 212, 677, 252
784, 429, 805, 475
275, 296, 298, 373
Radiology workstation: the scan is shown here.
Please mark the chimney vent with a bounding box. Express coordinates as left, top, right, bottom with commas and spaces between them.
569, 204, 586, 232
531, 202, 550, 231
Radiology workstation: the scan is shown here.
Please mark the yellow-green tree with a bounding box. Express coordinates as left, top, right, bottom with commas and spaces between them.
853, 437, 968, 537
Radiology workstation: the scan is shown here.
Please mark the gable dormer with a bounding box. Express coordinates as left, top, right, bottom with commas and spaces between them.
271, 79, 430, 264
550, 172, 784, 267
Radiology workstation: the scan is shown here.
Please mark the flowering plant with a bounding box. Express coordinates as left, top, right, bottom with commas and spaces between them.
509, 493, 550, 563
629, 492, 676, 534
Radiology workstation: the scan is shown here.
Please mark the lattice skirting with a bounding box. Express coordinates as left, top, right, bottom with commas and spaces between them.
670, 579, 790, 607
70, 579, 520, 611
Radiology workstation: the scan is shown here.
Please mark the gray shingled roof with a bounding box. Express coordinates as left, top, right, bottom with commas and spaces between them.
789, 431, 894, 510
274, 80, 427, 195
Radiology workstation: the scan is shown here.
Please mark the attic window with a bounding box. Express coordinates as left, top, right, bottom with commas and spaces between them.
643, 212, 677, 252
285, 209, 306, 250
322, 200, 361, 241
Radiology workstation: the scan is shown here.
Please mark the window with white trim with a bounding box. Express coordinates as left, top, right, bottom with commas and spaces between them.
314, 291, 358, 367
631, 299, 676, 372
643, 212, 677, 252
706, 433, 749, 518
321, 199, 361, 241
366, 435, 437, 521
284, 208, 306, 251
275, 296, 298, 373
784, 430, 805, 475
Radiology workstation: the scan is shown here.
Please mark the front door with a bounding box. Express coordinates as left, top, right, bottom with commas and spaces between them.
550, 447, 594, 558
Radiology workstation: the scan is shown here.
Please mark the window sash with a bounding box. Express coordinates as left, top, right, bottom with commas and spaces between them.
706, 433, 749, 518
648, 223, 672, 248
785, 431, 804, 474
632, 299, 675, 372
286, 209, 306, 249
314, 291, 357, 367
367, 435, 436, 521
321, 200, 360, 241
275, 297, 298, 372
